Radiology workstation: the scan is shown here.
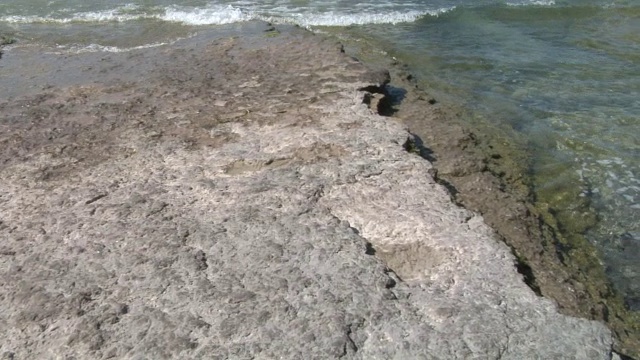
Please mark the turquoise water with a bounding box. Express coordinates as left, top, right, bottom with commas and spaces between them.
2, 0, 639, 308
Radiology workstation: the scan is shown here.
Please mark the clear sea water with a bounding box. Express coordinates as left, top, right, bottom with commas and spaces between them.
1, 0, 638, 308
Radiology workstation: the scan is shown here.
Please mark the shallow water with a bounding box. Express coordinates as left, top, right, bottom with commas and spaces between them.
340, 3, 640, 308
1, 0, 638, 308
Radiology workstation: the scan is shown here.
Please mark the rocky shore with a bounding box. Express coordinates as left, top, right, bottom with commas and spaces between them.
0, 23, 623, 359
380, 67, 640, 358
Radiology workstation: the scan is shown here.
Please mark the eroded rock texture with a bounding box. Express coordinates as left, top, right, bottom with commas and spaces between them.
0, 23, 613, 359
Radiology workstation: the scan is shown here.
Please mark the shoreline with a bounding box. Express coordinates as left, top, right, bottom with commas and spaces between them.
380, 56, 640, 358
321, 30, 640, 358
395, 77, 640, 358
0, 22, 633, 358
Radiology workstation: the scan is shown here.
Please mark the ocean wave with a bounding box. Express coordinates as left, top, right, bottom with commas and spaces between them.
0, 4, 452, 27
0, 4, 247, 25
267, 7, 454, 27
1, 10, 147, 24
506, 0, 556, 6
160, 5, 252, 25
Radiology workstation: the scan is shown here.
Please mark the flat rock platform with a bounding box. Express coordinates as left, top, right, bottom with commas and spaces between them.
0, 22, 615, 359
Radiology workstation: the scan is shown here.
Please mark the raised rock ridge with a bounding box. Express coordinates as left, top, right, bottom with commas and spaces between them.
0, 23, 614, 359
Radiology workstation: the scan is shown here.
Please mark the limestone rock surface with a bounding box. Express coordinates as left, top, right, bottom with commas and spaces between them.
0, 23, 614, 359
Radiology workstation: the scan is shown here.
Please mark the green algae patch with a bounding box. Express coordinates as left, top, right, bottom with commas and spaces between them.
529, 142, 640, 355
264, 25, 281, 38
534, 195, 640, 357
477, 114, 640, 358
265, 31, 280, 38
479, 116, 640, 357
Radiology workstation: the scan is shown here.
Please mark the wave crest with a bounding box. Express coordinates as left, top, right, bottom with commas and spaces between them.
270, 8, 453, 27
0, 4, 453, 27
506, 0, 556, 6
161, 5, 252, 25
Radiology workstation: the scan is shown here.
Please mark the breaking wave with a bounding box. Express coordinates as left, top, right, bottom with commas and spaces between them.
0, 4, 453, 27
506, 0, 556, 6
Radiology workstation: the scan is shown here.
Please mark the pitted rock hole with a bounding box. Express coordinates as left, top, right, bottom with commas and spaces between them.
223, 158, 291, 175
223, 143, 346, 175
375, 242, 446, 282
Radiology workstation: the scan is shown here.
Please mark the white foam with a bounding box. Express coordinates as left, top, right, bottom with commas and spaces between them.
506, 0, 556, 6
265, 7, 453, 27
161, 5, 252, 25
1, 8, 148, 24
1, 4, 451, 27
72, 9, 144, 23
1, 5, 250, 26
1, 15, 61, 24
597, 159, 613, 165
